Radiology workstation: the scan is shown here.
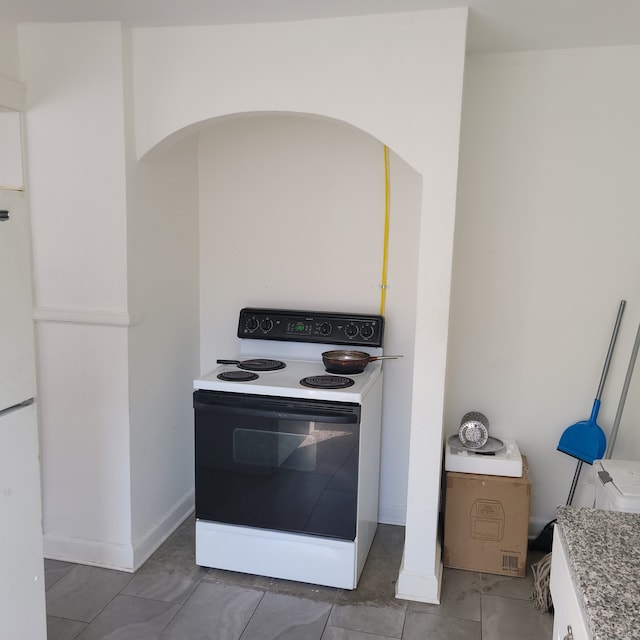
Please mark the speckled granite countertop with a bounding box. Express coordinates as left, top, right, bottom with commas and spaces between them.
556, 505, 640, 640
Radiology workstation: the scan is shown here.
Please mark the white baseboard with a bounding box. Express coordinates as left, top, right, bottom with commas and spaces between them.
132, 490, 194, 571
43, 534, 136, 572
43, 490, 194, 571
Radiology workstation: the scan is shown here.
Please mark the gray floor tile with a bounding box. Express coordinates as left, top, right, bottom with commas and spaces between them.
138, 515, 209, 581
321, 627, 397, 640
481, 571, 535, 601
45, 559, 76, 590
239, 592, 331, 640
480, 550, 547, 600
47, 616, 87, 640
368, 524, 406, 559
202, 565, 339, 602
329, 603, 405, 638
160, 581, 264, 640
40, 519, 556, 640
46, 564, 134, 622
75, 595, 180, 640
121, 571, 198, 604
407, 568, 481, 622
402, 609, 481, 640
335, 525, 405, 608
481, 594, 553, 640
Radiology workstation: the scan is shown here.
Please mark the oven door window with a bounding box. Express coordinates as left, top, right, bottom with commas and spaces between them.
194, 391, 360, 540
233, 428, 317, 472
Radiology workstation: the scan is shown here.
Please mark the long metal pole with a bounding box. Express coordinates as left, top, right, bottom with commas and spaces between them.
566, 300, 626, 505
605, 320, 640, 459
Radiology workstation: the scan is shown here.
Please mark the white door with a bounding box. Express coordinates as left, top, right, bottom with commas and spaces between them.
0, 188, 36, 411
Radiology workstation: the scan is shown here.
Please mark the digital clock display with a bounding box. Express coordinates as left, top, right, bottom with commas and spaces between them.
287, 321, 311, 335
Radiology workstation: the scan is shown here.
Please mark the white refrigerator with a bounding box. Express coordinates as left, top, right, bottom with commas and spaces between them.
0, 187, 47, 639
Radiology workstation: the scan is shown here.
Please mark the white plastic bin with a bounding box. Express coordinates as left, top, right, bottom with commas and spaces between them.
594, 459, 640, 513
444, 436, 523, 477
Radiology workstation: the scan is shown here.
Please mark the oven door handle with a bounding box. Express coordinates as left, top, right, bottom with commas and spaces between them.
194, 398, 359, 424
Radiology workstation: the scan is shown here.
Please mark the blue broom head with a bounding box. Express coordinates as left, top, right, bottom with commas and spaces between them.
557, 420, 607, 464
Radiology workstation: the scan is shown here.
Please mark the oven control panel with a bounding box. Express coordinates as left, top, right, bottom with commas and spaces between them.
238, 308, 384, 346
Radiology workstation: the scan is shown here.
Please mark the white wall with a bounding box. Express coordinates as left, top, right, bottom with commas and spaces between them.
36, 324, 131, 563
197, 115, 386, 363
0, 17, 19, 80
449, 45, 640, 532
123, 25, 200, 566
20, 22, 134, 566
0, 18, 24, 111
131, 11, 466, 171
20, 22, 201, 570
0, 17, 23, 182
126, 132, 200, 564
20, 22, 128, 311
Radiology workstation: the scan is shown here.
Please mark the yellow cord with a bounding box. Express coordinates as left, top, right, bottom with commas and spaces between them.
380, 144, 390, 316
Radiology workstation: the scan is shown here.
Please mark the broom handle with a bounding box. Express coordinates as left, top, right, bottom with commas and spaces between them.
567, 461, 583, 505
605, 320, 640, 458
567, 299, 626, 505
595, 300, 626, 400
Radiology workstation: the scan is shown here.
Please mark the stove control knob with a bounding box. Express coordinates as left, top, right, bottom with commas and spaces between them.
360, 324, 374, 339
344, 323, 359, 338
260, 318, 274, 333
319, 322, 332, 336
245, 317, 259, 332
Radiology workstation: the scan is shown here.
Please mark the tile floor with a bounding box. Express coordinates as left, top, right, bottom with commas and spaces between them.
44, 516, 553, 640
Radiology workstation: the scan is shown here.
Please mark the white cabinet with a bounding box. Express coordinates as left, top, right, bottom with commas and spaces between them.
0, 188, 36, 410
550, 527, 591, 640
0, 117, 46, 640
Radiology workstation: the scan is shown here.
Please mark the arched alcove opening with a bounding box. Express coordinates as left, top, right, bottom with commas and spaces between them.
136, 110, 422, 531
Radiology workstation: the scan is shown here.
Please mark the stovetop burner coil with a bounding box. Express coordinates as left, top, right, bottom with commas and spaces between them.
238, 358, 286, 371
217, 370, 259, 382
300, 375, 355, 389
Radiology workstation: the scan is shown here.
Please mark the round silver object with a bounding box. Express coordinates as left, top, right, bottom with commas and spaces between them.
458, 411, 489, 449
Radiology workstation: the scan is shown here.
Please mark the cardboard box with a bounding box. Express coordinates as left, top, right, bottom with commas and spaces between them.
443, 456, 530, 577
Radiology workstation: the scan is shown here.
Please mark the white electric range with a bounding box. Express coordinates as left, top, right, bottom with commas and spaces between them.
193, 308, 385, 589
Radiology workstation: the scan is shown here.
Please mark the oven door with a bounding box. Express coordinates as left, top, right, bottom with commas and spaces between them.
194, 390, 361, 540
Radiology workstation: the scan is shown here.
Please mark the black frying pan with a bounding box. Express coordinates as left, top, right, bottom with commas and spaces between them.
321, 350, 402, 374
